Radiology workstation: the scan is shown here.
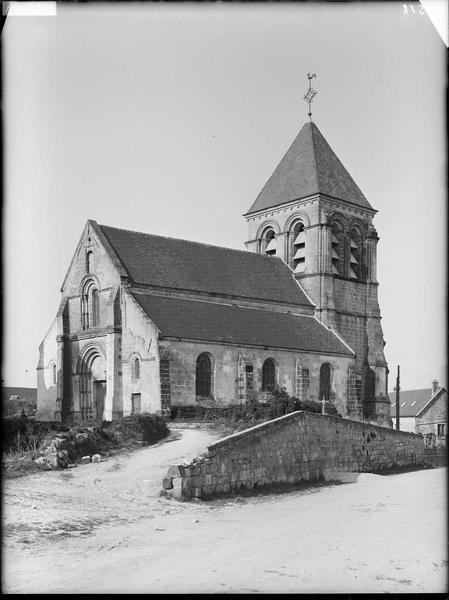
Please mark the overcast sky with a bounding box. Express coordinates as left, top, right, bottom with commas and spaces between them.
3, 2, 446, 392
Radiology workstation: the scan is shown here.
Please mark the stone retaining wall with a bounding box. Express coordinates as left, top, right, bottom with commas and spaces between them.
161, 411, 425, 500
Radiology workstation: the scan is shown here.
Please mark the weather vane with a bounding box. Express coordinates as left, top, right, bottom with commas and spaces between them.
303, 73, 317, 120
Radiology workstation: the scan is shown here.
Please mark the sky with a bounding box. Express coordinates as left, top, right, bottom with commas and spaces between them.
3, 2, 446, 392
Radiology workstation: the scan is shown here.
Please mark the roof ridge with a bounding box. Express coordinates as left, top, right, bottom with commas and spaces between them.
389, 387, 432, 394
309, 121, 320, 190
99, 223, 283, 262
246, 121, 311, 214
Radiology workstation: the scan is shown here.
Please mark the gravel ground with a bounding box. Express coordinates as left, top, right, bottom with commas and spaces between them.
2, 428, 447, 594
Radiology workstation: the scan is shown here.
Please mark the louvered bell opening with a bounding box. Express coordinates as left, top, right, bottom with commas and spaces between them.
293, 247, 306, 260
294, 260, 306, 273
332, 264, 340, 274
349, 267, 358, 278
294, 232, 305, 245
331, 233, 340, 244
350, 239, 358, 249
350, 252, 359, 264
331, 248, 339, 260
265, 238, 276, 254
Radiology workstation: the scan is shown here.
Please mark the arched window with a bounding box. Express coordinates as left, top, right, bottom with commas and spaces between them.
262, 229, 276, 256
91, 289, 100, 327
262, 358, 276, 391
133, 357, 140, 380
290, 221, 306, 272
52, 363, 57, 385
330, 223, 345, 276
196, 353, 212, 397
86, 251, 93, 273
348, 228, 364, 280
319, 363, 331, 401
81, 280, 100, 329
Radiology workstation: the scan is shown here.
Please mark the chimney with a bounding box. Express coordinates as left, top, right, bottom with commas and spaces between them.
432, 380, 439, 395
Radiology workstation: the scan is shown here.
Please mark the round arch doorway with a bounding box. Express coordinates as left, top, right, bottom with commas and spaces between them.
79, 349, 106, 423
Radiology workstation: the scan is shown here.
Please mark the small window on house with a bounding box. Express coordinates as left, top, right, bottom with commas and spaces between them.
437, 424, 446, 437
196, 353, 212, 397
133, 357, 140, 380
262, 358, 276, 391
52, 364, 57, 385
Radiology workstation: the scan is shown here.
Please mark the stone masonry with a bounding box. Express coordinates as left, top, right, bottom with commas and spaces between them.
162, 411, 425, 500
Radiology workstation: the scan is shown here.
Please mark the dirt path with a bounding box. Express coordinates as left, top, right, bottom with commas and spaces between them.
2, 429, 447, 594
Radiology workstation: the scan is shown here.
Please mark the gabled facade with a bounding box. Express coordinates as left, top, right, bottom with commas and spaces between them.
245, 121, 390, 425
37, 220, 356, 424
389, 382, 447, 447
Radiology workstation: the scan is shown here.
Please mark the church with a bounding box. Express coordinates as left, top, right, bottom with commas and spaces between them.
36, 117, 392, 427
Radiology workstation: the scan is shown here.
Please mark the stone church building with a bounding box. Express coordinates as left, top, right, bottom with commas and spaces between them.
37, 120, 391, 427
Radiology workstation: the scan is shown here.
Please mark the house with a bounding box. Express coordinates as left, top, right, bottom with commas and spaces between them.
2, 387, 37, 416
389, 380, 447, 447
37, 118, 391, 426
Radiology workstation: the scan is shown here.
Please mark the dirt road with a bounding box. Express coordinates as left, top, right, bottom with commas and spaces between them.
3, 428, 447, 594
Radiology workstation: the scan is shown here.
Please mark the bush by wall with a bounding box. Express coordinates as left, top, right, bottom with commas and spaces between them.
105, 413, 169, 445
170, 388, 340, 428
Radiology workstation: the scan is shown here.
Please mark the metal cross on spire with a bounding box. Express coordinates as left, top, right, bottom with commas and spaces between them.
303, 73, 317, 120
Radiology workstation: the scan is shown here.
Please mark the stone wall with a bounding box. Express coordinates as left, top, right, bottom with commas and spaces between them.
162, 411, 424, 500
158, 340, 353, 414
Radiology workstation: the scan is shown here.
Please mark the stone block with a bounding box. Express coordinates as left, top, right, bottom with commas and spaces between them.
162, 477, 173, 490
167, 465, 184, 478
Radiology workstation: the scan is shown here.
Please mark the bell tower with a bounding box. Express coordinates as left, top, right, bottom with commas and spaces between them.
244, 115, 391, 426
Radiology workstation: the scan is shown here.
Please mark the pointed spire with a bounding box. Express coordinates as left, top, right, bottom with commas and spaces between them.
245, 121, 374, 215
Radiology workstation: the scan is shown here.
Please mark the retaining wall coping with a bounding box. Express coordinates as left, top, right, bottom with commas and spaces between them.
207, 411, 303, 450
207, 410, 422, 452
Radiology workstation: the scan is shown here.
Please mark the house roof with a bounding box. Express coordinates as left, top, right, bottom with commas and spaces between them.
131, 292, 353, 356
246, 121, 374, 215
99, 224, 313, 308
389, 387, 446, 418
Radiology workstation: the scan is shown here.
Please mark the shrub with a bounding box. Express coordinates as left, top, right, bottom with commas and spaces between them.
1, 418, 68, 454
106, 413, 169, 445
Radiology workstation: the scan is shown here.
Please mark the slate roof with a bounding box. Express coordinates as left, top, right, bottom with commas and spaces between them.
131, 292, 353, 356
246, 121, 374, 215
99, 224, 313, 308
389, 387, 446, 418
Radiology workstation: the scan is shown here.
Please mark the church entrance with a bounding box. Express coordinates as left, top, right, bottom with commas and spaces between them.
93, 380, 106, 423
79, 349, 106, 423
